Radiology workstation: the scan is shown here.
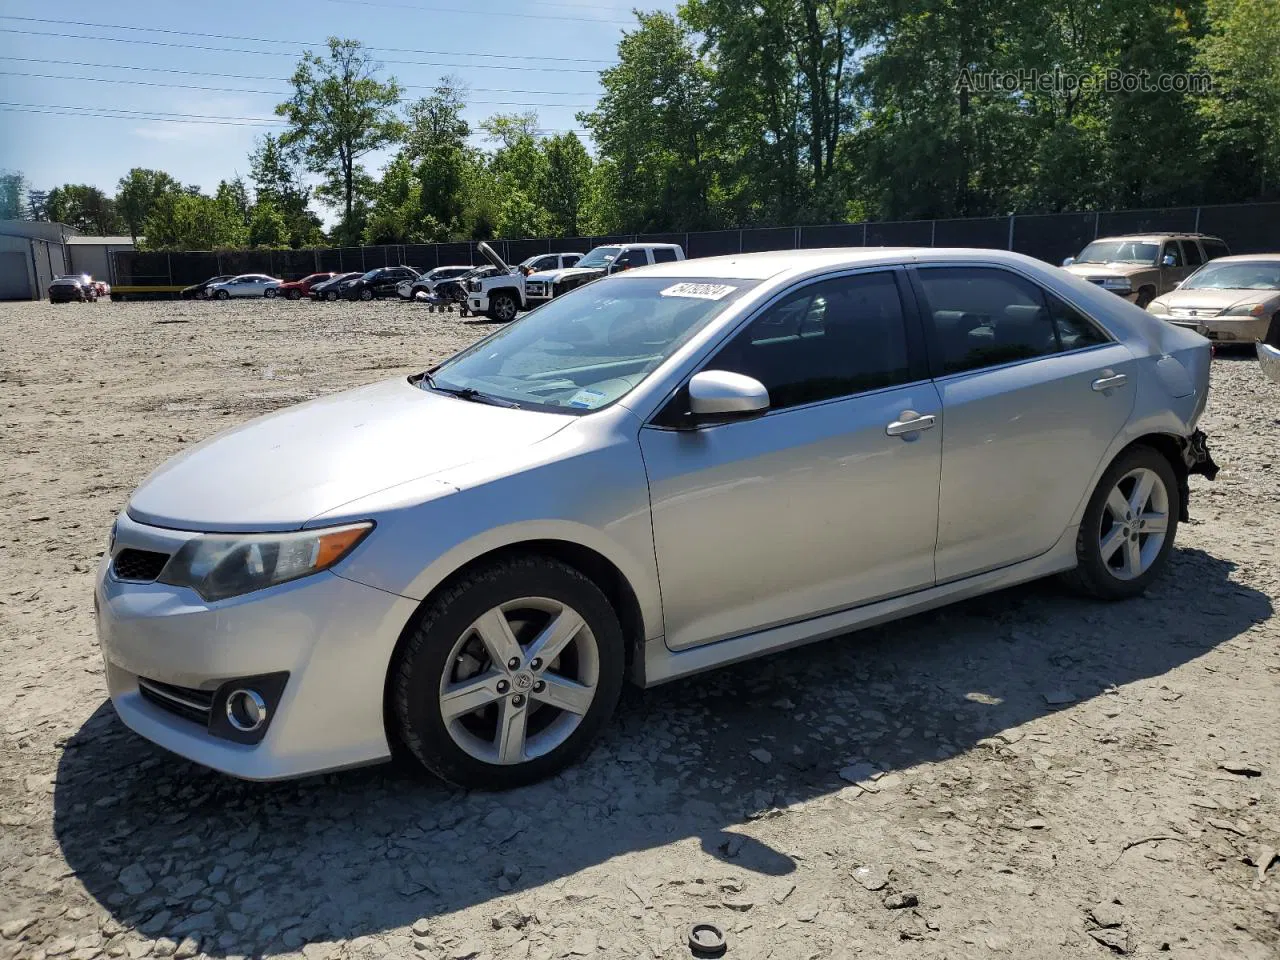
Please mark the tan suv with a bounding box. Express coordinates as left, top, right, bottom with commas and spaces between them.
1061, 233, 1230, 308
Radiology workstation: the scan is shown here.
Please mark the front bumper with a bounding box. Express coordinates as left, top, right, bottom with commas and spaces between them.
1151, 314, 1269, 342
467, 294, 489, 312
95, 513, 418, 780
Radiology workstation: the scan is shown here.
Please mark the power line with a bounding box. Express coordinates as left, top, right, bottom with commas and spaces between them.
308, 0, 631, 25
0, 56, 599, 96
0, 15, 614, 64
3, 28, 604, 73
0, 70, 598, 108
0, 101, 589, 135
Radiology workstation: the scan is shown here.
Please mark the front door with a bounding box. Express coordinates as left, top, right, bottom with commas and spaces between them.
1158, 240, 1191, 294
910, 265, 1137, 582
639, 270, 942, 651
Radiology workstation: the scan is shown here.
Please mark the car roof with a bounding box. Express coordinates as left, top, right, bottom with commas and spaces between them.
612, 247, 922, 280
1092, 233, 1224, 243
1196, 253, 1280, 263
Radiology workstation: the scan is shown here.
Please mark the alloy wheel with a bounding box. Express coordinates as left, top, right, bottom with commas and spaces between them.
493, 296, 517, 321
438, 598, 599, 766
1098, 466, 1169, 580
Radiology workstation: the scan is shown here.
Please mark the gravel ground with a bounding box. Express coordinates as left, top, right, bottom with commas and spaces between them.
1, 298, 1278, 960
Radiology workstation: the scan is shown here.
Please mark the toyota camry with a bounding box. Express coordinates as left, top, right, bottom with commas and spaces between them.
95, 248, 1217, 788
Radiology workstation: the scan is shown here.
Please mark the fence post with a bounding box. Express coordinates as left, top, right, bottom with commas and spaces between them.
1007, 215, 1015, 251
862, 222, 867, 246
930, 221, 937, 247
1194, 207, 1201, 232
1093, 211, 1100, 239
738, 230, 743, 253
166, 253, 172, 287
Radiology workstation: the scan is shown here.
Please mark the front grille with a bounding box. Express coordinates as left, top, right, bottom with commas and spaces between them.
527, 281, 547, 297
112, 548, 170, 582
1170, 306, 1222, 318
138, 678, 214, 726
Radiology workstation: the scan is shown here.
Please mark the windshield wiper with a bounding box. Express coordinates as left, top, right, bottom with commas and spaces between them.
422, 373, 521, 408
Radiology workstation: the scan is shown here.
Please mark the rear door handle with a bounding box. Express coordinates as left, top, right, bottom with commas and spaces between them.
886, 412, 937, 437
1091, 372, 1128, 392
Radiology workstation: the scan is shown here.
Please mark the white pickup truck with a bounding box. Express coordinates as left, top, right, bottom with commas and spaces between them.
466, 241, 687, 320
523, 242, 686, 308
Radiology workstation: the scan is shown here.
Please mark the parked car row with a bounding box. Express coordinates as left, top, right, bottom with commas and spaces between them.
47, 274, 108, 303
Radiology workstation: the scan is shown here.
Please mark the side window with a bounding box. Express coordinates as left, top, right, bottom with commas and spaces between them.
915, 267, 1060, 374
1203, 239, 1230, 260
564, 254, 581, 266
614, 248, 647, 269
708, 272, 912, 410
1161, 242, 1183, 267
1045, 293, 1111, 351
1182, 241, 1204, 267
651, 248, 678, 263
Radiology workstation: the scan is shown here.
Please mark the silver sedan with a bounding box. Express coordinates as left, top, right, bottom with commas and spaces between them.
95, 249, 1218, 787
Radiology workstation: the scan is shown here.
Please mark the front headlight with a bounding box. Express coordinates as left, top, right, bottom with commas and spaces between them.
158, 523, 372, 601
1101, 278, 1132, 293
1222, 302, 1266, 317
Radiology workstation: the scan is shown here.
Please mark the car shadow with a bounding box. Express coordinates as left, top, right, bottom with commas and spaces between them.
53, 547, 1270, 956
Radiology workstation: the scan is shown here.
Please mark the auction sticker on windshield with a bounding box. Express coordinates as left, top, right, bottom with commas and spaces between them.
660, 282, 738, 301
567, 388, 608, 409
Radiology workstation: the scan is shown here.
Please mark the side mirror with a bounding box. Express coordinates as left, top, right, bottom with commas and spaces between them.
1061, 257, 1076, 267
1161, 254, 1177, 267
689, 371, 770, 420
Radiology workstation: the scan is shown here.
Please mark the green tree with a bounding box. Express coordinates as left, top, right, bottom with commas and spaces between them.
404, 78, 478, 238
581, 12, 716, 231
363, 152, 438, 243
1197, 0, 1280, 198
248, 200, 291, 248
249, 134, 325, 247
142, 191, 247, 249
1, 170, 28, 220
44, 184, 123, 234
115, 168, 181, 241
540, 133, 592, 236
276, 38, 404, 243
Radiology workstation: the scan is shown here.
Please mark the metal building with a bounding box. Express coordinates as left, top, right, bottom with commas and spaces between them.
0, 220, 74, 300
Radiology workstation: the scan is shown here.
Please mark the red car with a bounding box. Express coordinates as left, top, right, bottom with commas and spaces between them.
276, 272, 338, 300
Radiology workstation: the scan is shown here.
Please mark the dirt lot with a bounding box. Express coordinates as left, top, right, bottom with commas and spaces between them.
1, 298, 1278, 960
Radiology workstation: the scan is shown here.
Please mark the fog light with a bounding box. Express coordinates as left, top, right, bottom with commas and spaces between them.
225, 689, 268, 732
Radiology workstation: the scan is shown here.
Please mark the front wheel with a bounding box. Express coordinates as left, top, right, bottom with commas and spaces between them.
1135, 287, 1156, 309
360, 288, 374, 301
1065, 445, 1179, 600
325, 290, 338, 301
488, 292, 518, 322
391, 556, 625, 789
264, 287, 277, 299
287, 289, 302, 300
216, 290, 230, 300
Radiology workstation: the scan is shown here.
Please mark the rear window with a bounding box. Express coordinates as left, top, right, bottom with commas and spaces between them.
652, 248, 679, 263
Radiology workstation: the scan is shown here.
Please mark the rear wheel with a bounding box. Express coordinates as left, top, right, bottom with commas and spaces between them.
391, 556, 625, 789
1065, 445, 1179, 600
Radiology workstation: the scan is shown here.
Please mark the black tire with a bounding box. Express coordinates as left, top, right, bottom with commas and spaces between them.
488, 292, 518, 322
391, 555, 626, 789
1063, 445, 1180, 600
1135, 287, 1156, 309
449, 285, 467, 303
264, 287, 277, 299
325, 290, 338, 301
360, 288, 374, 301
288, 289, 302, 300
216, 289, 230, 300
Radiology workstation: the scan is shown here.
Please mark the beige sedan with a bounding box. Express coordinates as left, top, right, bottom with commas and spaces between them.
1147, 254, 1280, 344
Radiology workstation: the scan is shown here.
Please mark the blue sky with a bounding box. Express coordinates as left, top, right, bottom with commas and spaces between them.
0, 0, 679, 212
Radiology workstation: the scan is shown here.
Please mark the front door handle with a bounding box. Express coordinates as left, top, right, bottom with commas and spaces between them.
886, 411, 937, 437
1092, 372, 1128, 392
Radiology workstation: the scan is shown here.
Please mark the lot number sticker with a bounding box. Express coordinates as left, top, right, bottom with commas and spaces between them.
660, 282, 738, 301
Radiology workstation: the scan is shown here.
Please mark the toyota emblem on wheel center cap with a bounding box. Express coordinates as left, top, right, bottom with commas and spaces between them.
513, 672, 534, 690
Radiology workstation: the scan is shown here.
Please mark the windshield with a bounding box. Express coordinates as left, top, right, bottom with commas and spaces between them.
427, 275, 760, 412
1181, 261, 1280, 291
361, 269, 381, 280
576, 246, 621, 269
1075, 240, 1159, 264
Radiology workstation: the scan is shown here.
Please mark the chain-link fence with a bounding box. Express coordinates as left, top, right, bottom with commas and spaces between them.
110, 200, 1280, 294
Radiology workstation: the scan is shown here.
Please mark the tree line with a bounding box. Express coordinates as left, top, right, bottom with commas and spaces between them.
2, 0, 1276, 250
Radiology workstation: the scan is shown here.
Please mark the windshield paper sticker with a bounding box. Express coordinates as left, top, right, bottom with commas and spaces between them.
660, 282, 737, 301
567, 388, 608, 409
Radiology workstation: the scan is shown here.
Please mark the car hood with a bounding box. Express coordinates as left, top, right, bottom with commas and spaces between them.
477, 241, 513, 274
528, 266, 606, 283
127, 378, 573, 532
1151, 288, 1280, 311
1063, 263, 1145, 279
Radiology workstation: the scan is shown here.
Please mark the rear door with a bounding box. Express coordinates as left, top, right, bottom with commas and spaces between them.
911, 264, 1136, 582
640, 268, 942, 650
